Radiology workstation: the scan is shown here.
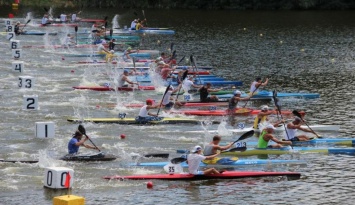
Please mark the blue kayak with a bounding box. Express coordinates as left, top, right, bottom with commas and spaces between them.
130, 158, 306, 167
63, 52, 150, 58
132, 29, 175, 35
78, 35, 140, 41
217, 90, 320, 99
21, 31, 57, 35
171, 81, 243, 87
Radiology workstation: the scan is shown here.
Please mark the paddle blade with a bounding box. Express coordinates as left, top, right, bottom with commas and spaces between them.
171, 157, 187, 164
177, 55, 185, 65
182, 70, 188, 81
110, 29, 113, 37
233, 130, 255, 144
44, 7, 48, 12
78, 124, 86, 135
144, 153, 169, 158
163, 85, 171, 96
170, 43, 174, 52
105, 21, 108, 28
132, 57, 136, 68
190, 55, 194, 64
171, 50, 176, 60
292, 110, 302, 119
27, 19, 31, 24
75, 26, 78, 32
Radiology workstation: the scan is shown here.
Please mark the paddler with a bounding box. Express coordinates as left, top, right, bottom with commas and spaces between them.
253, 105, 277, 129
137, 99, 160, 121
182, 75, 201, 93
227, 90, 252, 113
117, 69, 139, 87
41, 14, 51, 25
130, 19, 138, 30
284, 117, 313, 141
108, 38, 116, 51
203, 135, 234, 156
14, 21, 21, 35
105, 50, 117, 62
250, 77, 269, 94
257, 124, 292, 148
160, 64, 175, 80
60, 13, 68, 22
97, 43, 110, 55
187, 145, 221, 175
161, 86, 185, 109
199, 83, 221, 102
63, 34, 75, 46
68, 130, 99, 154
135, 19, 146, 30
123, 47, 135, 62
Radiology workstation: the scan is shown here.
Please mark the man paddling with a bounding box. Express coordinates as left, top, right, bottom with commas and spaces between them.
250, 77, 269, 94
253, 105, 277, 129
117, 69, 139, 87
203, 135, 234, 156
227, 90, 251, 113
14, 21, 22, 35
137, 99, 160, 121
182, 76, 201, 93
161, 86, 185, 109
187, 145, 221, 175
199, 83, 221, 102
68, 131, 99, 154
284, 117, 313, 141
257, 124, 292, 148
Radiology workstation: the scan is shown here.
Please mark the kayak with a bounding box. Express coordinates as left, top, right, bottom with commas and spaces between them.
221, 147, 355, 156
176, 66, 214, 70
217, 90, 320, 99
63, 52, 151, 58
137, 76, 225, 83
72, 85, 155, 91
20, 31, 57, 35
103, 170, 301, 181
186, 124, 340, 134
130, 159, 306, 168
79, 19, 106, 23
170, 109, 305, 116
132, 29, 175, 35
24, 23, 79, 27
0, 153, 117, 163
67, 117, 220, 124
171, 81, 243, 87
78, 35, 141, 41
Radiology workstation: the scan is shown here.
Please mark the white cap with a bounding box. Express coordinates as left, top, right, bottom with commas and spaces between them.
294, 116, 302, 122
234, 90, 241, 95
265, 124, 276, 130
158, 61, 165, 65
192, 145, 202, 153
261, 105, 269, 111
169, 86, 174, 90
110, 50, 114, 54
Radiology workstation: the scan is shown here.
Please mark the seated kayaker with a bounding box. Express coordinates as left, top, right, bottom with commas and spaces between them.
250, 77, 269, 94
135, 19, 146, 30
118, 69, 139, 87
97, 43, 109, 55
14, 21, 22, 35
68, 131, 98, 154
108, 39, 116, 51
161, 86, 185, 109
130, 19, 138, 30
227, 90, 251, 114
105, 50, 117, 62
182, 76, 201, 93
203, 135, 234, 156
160, 65, 175, 80
187, 145, 221, 175
284, 117, 313, 141
137, 99, 160, 121
92, 31, 104, 45
123, 47, 136, 62
41, 14, 51, 25
199, 83, 221, 102
253, 105, 277, 129
257, 124, 292, 148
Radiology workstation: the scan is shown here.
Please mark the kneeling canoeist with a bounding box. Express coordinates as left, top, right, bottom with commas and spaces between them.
250, 77, 269, 94
68, 131, 98, 154
257, 124, 292, 148
117, 69, 138, 87
284, 117, 313, 141
137, 99, 160, 121
199, 83, 221, 102
161, 86, 185, 109
253, 105, 277, 129
188, 145, 221, 175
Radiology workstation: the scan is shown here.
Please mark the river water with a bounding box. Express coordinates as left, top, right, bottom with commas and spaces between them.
1, 7, 355, 205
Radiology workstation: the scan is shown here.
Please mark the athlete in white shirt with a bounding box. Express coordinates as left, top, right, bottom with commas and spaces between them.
284, 117, 314, 141
187, 145, 220, 175
250, 77, 269, 93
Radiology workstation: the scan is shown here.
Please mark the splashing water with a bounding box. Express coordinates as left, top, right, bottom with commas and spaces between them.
217, 120, 233, 136
25, 12, 33, 23
112, 14, 120, 29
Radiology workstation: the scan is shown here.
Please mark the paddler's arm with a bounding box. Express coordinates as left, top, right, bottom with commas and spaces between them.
268, 134, 292, 146
83, 143, 99, 150
123, 76, 139, 85
75, 137, 88, 146
256, 78, 269, 87
217, 143, 234, 151
204, 152, 220, 160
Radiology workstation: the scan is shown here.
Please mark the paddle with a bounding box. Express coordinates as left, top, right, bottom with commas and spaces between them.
190, 55, 202, 84
177, 55, 185, 65
104, 21, 108, 38
20, 19, 31, 33
171, 131, 254, 164
78, 125, 101, 152
156, 85, 171, 116
292, 110, 321, 138
142, 10, 148, 27
174, 70, 188, 102
272, 90, 291, 142
170, 43, 174, 53
75, 26, 78, 45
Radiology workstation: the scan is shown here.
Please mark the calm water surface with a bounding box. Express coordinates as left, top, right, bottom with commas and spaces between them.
0, 8, 355, 205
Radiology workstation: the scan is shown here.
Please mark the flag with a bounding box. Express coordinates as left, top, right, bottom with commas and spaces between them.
64, 172, 71, 188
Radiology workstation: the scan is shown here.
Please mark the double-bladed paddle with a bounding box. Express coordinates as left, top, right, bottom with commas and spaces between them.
272, 90, 292, 146
20, 19, 31, 33
292, 110, 321, 138
190, 55, 202, 84
142, 10, 148, 27
174, 70, 188, 102
74, 26, 78, 45
170, 130, 254, 164
78, 125, 101, 152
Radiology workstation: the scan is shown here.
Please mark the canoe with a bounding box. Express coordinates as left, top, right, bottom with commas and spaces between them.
186, 124, 340, 134
72, 85, 155, 91
129, 159, 306, 168
221, 147, 355, 156
78, 35, 141, 41
170, 109, 305, 116
217, 90, 320, 99
67, 117, 220, 124
0, 153, 116, 163
25, 23, 79, 27
103, 170, 301, 181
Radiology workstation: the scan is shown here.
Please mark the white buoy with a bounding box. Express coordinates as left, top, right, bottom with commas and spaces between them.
10, 40, 20, 49
23, 95, 38, 110
12, 61, 24, 72
36, 122, 55, 138
12, 49, 22, 59
44, 167, 74, 189
6, 32, 15, 41
18, 76, 34, 89
5, 19, 12, 26
6, 25, 14, 32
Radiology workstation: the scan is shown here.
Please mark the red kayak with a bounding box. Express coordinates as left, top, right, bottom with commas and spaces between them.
170, 109, 306, 116
103, 171, 301, 181
79, 19, 105, 23
73, 86, 155, 91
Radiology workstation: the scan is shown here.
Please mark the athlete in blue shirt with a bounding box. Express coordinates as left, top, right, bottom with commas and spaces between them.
68, 131, 98, 154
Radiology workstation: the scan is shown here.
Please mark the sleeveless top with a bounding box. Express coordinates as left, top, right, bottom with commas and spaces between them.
135, 23, 141, 30
199, 86, 209, 102
250, 81, 259, 93
228, 97, 238, 110
257, 130, 269, 148
203, 145, 214, 156
253, 115, 267, 129
162, 91, 172, 105
117, 75, 126, 87
138, 105, 148, 117
285, 124, 297, 140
